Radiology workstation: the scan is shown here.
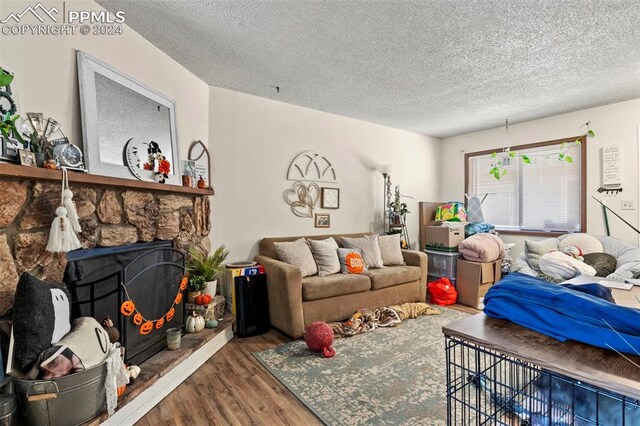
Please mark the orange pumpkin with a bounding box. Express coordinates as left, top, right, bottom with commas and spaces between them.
140, 321, 153, 335
120, 301, 135, 316
155, 318, 165, 330
179, 276, 188, 291
174, 292, 183, 305
195, 294, 212, 305
117, 385, 126, 398
133, 313, 143, 325
166, 308, 175, 322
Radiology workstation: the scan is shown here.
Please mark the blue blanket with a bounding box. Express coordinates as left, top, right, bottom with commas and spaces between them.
483, 273, 640, 355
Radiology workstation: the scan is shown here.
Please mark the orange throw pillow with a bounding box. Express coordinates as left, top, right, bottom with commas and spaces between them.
338, 248, 367, 274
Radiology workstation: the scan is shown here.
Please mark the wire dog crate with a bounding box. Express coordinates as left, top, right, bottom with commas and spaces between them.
445, 336, 640, 425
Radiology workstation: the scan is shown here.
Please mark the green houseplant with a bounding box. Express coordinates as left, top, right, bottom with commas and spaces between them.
186, 274, 207, 303
187, 245, 229, 297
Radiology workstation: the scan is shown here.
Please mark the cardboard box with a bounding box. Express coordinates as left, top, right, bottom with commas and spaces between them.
456, 259, 502, 309
419, 201, 445, 251
424, 225, 465, 251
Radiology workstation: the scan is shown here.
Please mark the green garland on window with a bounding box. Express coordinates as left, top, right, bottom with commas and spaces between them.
489, 122, 594, 180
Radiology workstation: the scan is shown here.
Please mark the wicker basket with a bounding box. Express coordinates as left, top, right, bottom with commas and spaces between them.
185, 295, 226, 320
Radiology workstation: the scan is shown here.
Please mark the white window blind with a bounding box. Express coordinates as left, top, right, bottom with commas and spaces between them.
467, 141, 583, 233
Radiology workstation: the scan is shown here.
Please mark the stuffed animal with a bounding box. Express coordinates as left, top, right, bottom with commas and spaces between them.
304, 321, 335, 358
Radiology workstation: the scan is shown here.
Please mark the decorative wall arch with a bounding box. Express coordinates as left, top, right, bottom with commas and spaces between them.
286, 151, 337, 182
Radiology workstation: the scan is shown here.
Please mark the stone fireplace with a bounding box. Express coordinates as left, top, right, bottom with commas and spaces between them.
0, 168, 212, 318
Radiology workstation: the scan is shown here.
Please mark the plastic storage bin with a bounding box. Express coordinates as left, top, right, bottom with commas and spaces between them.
425, 249, 462, 279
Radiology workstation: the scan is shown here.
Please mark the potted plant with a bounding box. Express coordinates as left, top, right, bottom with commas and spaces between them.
29, 133, 45, 167
187, 274, 206, 304
187, 245, 229, 297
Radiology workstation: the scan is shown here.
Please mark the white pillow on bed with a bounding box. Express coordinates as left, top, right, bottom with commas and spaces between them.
560, 233, 603, 255
539, 251, 597, 281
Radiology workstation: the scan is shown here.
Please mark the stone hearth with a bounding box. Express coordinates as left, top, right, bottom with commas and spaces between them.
0, 178, 211, 316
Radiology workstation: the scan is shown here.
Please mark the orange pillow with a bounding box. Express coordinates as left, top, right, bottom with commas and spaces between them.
338, 248, 367, 274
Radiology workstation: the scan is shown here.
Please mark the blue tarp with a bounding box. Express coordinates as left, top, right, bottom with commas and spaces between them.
483, 273, 640, 355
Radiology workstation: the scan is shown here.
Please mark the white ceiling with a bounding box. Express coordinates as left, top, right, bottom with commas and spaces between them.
97, 0, 640, 138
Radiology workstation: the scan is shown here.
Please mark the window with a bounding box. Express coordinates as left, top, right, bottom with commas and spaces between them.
465, 136, 586, 235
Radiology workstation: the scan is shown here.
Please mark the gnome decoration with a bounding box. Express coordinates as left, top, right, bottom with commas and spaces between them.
304, 321, 336, 358
46, 168, 82, 253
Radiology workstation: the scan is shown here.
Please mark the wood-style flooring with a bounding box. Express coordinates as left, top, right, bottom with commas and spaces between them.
136, 303, 477, 426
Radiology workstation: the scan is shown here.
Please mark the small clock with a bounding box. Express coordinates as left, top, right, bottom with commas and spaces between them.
321, 187, 340, 209
53, 142, 84, 168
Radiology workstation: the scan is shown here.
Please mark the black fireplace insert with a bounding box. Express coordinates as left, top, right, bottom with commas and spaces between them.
63, 241, 185, 365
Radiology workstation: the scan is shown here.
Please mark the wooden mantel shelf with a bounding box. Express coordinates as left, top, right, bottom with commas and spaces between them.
0, 163, 214, 196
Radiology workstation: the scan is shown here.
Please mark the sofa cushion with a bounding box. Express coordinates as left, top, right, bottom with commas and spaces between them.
302, 274, 371, 301
341, 234, 384, 269
378, 234, 405, 266
338, 248, 368, 274
307, 237, 340, 276
274, 238, 318, 277
363, 265, 422, 290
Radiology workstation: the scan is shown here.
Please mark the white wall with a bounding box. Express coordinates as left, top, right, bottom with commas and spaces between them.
0, 0, 442, 262
210, 87, 441, 260
440, 99, 640, 256
0, 0, 209, 161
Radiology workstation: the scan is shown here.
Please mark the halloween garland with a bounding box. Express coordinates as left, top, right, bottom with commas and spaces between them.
120, 276, 188, 335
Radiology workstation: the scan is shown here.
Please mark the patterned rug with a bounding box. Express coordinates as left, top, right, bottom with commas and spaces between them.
253, 307, 470, 425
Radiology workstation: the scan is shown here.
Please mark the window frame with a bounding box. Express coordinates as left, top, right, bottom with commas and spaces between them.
464, 135, 587, 237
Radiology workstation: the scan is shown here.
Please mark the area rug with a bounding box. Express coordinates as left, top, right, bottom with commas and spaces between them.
253, 307, 469, 425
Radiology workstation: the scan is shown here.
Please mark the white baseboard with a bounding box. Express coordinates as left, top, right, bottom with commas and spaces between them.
100, 326, 234, 426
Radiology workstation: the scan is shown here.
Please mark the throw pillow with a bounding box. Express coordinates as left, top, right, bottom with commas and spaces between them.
524, 238, 560, 271
307, 238, 340, 276
341, 234, 384, 269
560, 233, 604, 255
12, 273, 72, 370
583, 252, 618, 277
378, 234, 405, 266
39, 317, 110, 379
338, 248, 367, 274
274, 238, 318, 277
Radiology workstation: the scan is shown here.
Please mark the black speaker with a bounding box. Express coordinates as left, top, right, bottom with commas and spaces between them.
235, 274, 270, 338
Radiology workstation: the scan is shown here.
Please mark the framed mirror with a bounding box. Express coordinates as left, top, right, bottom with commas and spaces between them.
77, 51, 181, 184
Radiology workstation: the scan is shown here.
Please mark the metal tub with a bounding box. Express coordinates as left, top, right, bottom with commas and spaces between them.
14, 362, 106, 426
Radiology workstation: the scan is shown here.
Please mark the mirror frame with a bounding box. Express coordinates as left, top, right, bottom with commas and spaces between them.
77, 50, 181, 184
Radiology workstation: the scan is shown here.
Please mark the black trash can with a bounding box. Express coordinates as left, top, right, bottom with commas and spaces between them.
235, 274, 269, 338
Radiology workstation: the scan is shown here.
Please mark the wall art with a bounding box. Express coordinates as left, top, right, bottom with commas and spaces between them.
188, 140, 211, 187
287, 151, 337, 182
283, 181, 319, 218
321, 187, 340, 209
315, 213, 331, 228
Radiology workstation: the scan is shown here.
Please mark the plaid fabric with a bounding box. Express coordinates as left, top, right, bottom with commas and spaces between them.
466, 196, 485, 222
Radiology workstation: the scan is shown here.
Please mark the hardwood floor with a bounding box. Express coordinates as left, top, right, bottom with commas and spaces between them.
135, 328, 322, 426
136, 303, 476, 426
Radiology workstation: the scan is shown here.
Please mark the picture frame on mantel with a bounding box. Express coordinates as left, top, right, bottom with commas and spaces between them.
77, 51, 181, 185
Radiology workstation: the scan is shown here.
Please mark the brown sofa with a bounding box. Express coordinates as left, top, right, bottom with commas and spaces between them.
255, 232, 428, 338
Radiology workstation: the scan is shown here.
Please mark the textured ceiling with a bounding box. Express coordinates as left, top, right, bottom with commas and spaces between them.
97, 0, 640, 138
